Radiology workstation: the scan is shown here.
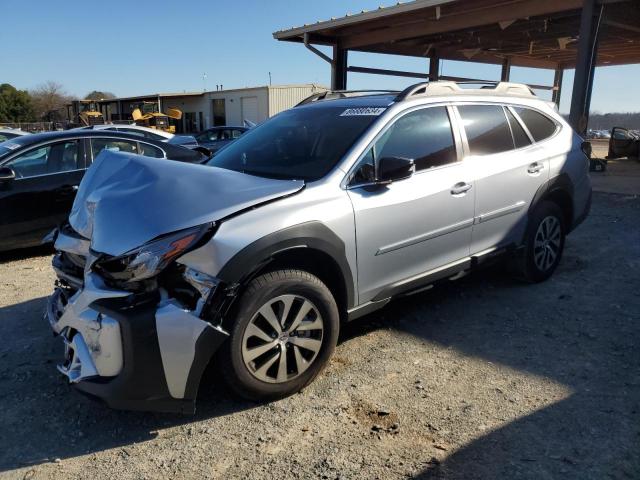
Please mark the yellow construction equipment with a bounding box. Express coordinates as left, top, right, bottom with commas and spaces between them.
131, 102, 182, 133
67, 100, 104, 127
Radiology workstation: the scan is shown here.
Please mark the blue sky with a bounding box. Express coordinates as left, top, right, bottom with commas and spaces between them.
1, 0, 638, 113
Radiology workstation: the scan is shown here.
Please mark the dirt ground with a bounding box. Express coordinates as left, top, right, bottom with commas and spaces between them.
0, 191, 638, 480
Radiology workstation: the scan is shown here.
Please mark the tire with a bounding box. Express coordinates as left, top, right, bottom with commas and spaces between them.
512, 201, 566, 283
219, 269, 339, 401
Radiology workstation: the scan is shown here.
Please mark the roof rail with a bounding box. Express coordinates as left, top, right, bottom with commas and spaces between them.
296, 89, 399, 106
395, 81, 537, 102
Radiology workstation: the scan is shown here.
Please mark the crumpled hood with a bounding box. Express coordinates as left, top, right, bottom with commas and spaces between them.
69, 151, 304, 256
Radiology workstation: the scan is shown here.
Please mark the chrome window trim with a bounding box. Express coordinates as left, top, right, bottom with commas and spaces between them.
11, 168, 87, 181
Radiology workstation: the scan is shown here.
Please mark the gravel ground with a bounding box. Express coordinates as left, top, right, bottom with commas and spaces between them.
0, 191, 638, 480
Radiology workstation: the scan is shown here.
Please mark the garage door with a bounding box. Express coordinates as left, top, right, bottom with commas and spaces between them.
240, 96, 258, 124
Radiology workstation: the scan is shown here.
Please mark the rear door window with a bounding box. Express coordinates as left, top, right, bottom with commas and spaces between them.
457, 105, 514, 155
91, 138, 138, 160
513, 107, 557, 142
139, 142, 164, 158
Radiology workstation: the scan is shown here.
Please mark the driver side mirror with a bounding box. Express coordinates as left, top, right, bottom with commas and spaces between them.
0, 166, 16, 183
377, 156, 415, 184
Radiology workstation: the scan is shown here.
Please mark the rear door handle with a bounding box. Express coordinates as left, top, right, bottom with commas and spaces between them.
527, 162, 544, 174
451, 182, 472, 195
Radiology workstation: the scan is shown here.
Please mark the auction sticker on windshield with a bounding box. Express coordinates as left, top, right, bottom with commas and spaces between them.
340, 107, 386, 116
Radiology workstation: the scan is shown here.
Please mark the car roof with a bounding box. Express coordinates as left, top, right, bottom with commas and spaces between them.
296, 82, 549, 111
5, 129, 168, 145
297, 94, 397, 110
87, 124, 174, 138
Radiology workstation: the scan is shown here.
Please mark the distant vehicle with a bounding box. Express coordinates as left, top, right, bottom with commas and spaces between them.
74, 124, 201, 150
66, 100, 105, 127
0, 130, 208, 251
132, 101, 182, 134
0, 128, 30, 142
195, 126, 248, 153
607, 126, 640, 159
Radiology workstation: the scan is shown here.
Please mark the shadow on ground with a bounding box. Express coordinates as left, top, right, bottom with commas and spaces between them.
0, 245, 52, 264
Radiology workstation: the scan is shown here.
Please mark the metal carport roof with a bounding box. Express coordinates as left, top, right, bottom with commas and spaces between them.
274, 0, 640, 131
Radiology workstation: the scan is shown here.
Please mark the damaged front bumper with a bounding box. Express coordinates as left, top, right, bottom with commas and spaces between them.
46, 231, 229, 414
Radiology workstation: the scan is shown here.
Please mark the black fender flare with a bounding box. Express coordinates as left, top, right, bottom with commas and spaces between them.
215, 221, 356, 309
527, 172, 575, 237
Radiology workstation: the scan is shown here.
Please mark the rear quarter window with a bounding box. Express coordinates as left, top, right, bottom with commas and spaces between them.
513, 107, 557, 142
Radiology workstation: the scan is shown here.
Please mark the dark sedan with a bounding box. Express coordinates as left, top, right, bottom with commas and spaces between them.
194, 126, 247, 153
0, 130, 207, 252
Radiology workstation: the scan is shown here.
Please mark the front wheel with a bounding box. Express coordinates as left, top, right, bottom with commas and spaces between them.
512, 201, 566, 282
220, 269, 339, 401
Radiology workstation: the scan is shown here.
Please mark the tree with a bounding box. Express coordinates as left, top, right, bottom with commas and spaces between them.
30, 81, 74, 121
0, 83, 35, 122
85, 90, 116, 101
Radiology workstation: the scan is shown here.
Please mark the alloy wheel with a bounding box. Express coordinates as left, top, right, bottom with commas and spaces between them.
533, 216, 562, 271
241, 294, 324, 384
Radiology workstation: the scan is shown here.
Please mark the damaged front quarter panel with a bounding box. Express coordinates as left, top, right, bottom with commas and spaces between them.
46, 151, 304, 412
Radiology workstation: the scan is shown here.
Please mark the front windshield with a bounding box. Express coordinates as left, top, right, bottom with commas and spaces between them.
206, 106, 381, 181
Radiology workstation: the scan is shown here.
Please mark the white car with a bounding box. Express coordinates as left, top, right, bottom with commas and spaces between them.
0, 128, 30, 142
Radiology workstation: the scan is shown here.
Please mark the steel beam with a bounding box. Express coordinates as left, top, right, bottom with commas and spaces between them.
501, 57, 512, 81
569, 0, 605, 133
552, 67, 564, 106
348, 66, 429, 79
332, 46, 348, 90
429, 55, 440, 81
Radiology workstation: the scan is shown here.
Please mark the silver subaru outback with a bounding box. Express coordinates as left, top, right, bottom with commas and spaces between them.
46, 81, 592, 413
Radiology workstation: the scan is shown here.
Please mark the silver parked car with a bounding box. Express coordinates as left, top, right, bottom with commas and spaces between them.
46, 81, 592, 413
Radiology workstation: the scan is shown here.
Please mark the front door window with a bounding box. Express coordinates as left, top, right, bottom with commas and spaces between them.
6, 141, 79, 178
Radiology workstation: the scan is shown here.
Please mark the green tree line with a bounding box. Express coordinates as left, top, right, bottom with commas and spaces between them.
0, 82, 115, 123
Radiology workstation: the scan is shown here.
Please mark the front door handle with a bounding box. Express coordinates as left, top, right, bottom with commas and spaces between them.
451, 182, 472, 195
527, 162, 545, 174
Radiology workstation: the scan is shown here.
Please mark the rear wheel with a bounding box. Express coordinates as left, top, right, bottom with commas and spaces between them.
512, 201, 566, 282
220, 269, 339, 400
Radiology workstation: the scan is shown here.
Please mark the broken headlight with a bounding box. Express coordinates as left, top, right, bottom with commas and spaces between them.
95, 224, 211, 283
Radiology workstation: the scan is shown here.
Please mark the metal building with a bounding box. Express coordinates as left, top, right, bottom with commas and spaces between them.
97, 84, 327, 133
274, 0, 640, 133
